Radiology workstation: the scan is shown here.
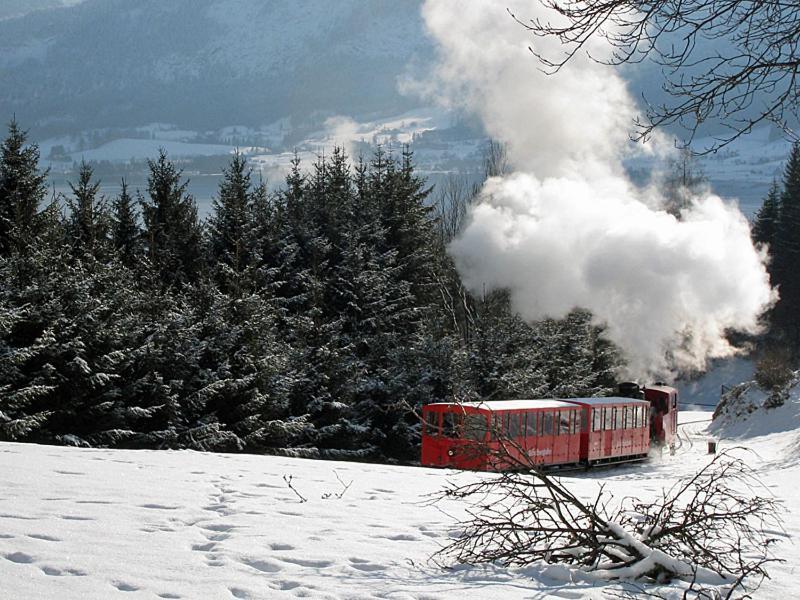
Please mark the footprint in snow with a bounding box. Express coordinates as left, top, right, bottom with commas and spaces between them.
27, 533, 61, 542
0, 512, 38, 520
4, 551, 35, 563
348, 557, 386, 572
241, 557, 282, 573
382, 533, 419, 541
41, 565, 87, 576
191, 542, 216, 552
112, 581, 140, 592
273, 580, 303, 591
278, 556, 333, 568
201, 523, 236, 532
269, 543, 294, 551
229, 588, 250, 599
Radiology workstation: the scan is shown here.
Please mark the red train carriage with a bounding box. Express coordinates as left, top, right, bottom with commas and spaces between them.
421, 395, 653, 471
568, 397, 651, 464
421, 400, 582, 470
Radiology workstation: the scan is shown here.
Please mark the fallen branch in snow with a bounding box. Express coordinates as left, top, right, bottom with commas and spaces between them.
321, 470, 352, 500
282, 474, 307, 503
431, 448, 783, 597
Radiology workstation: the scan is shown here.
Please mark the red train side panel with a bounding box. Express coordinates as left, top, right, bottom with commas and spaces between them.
421, 400, 583, 471
567, 397, 651, 464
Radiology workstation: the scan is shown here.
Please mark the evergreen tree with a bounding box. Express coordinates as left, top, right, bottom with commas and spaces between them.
752, 180, 782, 249
140, 150, 203, 287
247, 175, 279, 290
0, 119, 48, 256
208, 151, 256, 295
111, 179, 140, 268
771, 142, 800, 350
66, 161, 108, 259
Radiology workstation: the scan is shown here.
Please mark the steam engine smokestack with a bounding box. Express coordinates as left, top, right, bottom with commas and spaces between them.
617, 381, 644, 399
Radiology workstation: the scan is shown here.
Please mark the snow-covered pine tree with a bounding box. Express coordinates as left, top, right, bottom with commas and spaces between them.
66, 161, 110, 260
244, 174, 284, 302
0, 119, 48, 257
538, 309, 620, 398
140, 150, 203, 287
110, 179, 140, 268
454, 291, 550, 402
771, 142, 800, 351
752, 180, 782, 249
208, 151, 257, 296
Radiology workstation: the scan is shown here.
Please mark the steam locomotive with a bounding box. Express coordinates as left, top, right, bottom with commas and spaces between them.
420, 383, 678, 470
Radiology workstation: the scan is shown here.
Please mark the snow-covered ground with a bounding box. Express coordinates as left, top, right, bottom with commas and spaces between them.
0, 407, 796, 599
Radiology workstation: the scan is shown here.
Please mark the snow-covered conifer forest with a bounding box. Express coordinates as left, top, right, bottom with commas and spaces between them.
2, 0, 800, 598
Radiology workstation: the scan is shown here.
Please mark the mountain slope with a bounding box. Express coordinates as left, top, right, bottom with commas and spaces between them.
0, 0, 431, 136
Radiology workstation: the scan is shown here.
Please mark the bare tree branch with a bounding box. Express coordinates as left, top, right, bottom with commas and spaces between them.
430, 446, 784, 596
512, 0, 800, 152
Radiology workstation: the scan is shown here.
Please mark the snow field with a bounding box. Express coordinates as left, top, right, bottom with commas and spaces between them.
0, 410, 797, 599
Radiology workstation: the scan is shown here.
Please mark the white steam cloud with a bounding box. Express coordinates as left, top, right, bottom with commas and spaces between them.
414, 1, 776, 377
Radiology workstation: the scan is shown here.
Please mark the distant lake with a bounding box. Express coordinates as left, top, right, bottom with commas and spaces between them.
48, 171, 766, 220
48, 173, 229, 217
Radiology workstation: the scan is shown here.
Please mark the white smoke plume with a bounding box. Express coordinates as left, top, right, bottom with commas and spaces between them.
324, 115, 362, 160
414, 1, 776, 378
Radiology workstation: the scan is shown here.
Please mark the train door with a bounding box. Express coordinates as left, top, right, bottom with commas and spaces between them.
535, 410, 556, 465
569, 408, 581, 461
421, 409, 445, 466
602, 406, 613, 456
554, 410, 570, 463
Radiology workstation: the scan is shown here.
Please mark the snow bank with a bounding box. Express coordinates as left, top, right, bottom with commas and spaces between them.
710, 372, 800, 438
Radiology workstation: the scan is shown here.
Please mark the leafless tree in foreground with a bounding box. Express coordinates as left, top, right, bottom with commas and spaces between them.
511, 0, 800, 151
430, 448, 783, 596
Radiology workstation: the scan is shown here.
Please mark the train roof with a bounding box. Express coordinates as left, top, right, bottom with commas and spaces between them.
567, 397, 651, 406
425, 397, 650, 412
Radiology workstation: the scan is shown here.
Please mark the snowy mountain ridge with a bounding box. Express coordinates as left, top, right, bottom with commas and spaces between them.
0, 0, 430, 135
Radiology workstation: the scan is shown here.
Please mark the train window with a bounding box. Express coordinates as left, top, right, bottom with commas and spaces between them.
603, 407, 612, 430
612, 407, 619, 430
543, 412, 553, 435
424, 411, 440, 436
574, 410, 581, 433
464, 414, 488, 441
592, 409, 601, 432
526, 412, 537, 436
559, 411, 570, 435
442, 413, 462, 438
623, 407, 630, 429
508, 413, 522, 438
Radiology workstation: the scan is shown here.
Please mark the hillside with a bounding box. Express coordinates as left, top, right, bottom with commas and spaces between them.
0, 0, 431, 137
0, 410, 796, 599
